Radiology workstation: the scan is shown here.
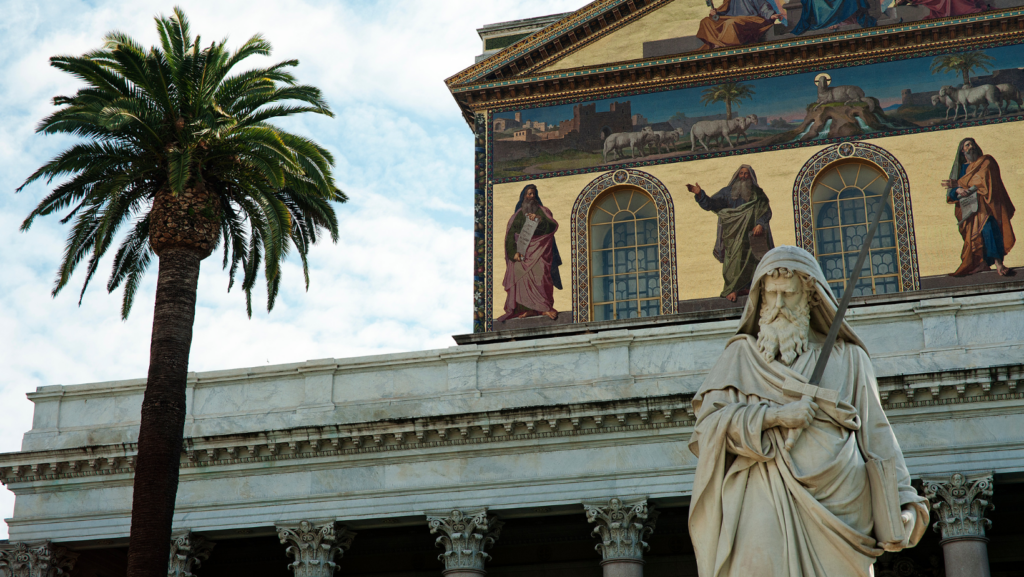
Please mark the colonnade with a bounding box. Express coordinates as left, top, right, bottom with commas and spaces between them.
0, 476, 999, 576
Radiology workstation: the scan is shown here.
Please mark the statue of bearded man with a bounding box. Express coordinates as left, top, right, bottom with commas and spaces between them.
687, 246, 928, 577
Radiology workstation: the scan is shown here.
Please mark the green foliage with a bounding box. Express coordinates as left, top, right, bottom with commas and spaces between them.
700, 82, 756, 119
930, 51, 995, 86
668, 111, 688, 122
18, 7, 345, 319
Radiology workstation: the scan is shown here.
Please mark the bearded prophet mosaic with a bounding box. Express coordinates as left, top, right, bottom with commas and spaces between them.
942, 137, 1017, 276
499, 185, 564, 321
687, 164, 775, 301
492, 44, 1024, 182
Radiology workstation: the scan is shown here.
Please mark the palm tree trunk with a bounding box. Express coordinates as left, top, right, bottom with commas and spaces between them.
127, 247, 202, 577
726, 99, 733, 120
962, 69, 971, 87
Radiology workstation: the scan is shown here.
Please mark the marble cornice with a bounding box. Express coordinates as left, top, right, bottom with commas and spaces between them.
449, 10, 1024, 123
0, 395, 695, 486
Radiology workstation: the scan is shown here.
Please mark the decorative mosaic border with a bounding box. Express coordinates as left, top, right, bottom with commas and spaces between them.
570, 169, 678, 322
473, 112, 489, 333
792, 142, 920, 292
487, 35, 1024, 185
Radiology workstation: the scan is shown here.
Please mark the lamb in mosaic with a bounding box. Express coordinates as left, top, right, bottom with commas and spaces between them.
499, 184, 563, 320
942, 137, 1016, 276
687, 246, 929, 577
687, 165, 774, 301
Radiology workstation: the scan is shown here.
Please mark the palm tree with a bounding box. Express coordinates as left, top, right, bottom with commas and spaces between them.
18, 8, 344, 576
700, 82, 756, 120
930, 51, 995, 87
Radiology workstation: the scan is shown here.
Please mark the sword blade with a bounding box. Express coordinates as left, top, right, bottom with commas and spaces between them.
808, 176, 895, 386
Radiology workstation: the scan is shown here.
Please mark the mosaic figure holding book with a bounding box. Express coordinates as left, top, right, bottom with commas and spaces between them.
942, 137, 1016, 277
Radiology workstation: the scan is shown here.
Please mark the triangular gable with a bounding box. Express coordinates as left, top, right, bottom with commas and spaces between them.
539, 0, 705, 73
446, 0, 674, 88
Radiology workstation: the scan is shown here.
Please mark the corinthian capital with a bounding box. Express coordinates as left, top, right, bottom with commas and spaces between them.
923, 472, 995, 542
584, 497, 658, 561
276, 521, 356, 577
168, 531, 215, 577
0, 541, 78, 577
427, 509, 504, 573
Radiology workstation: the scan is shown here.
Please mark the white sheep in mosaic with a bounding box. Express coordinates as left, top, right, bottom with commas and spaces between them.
931, 93, 957, 120
997, 83, 1023, 113
939, 84, 1001, 121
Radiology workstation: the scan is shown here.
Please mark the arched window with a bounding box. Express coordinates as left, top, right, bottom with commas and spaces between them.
571, 169, 677, 323
812, 160, 899, 297
589, 189, 661, 320
793, 142, 919, 297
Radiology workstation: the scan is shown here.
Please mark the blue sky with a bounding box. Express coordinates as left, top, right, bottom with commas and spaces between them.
496, 43, 1024, 124
0, 0, 588, 538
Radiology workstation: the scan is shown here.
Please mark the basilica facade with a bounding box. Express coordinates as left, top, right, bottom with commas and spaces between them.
3, 1, 1024, 576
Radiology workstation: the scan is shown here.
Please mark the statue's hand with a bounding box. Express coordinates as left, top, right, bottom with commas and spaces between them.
882, 508, 917, 552
764, 398, 818, 431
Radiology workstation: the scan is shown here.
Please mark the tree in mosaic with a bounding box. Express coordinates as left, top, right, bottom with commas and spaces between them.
930, 51, 995, 87
699, 82, 756, 120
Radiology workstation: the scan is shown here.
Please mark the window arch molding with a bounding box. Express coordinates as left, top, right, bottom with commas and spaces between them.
793, 141, 920, 293
571, 169, 678, 323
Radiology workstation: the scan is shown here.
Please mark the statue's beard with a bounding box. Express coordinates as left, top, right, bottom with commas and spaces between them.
521, 198, 541, 215
757, 298, 812, 366
964, 148, 980, 163
731, 178, 754, 202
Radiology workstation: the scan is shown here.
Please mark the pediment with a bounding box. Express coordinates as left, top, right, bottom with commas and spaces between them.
446, 0, 677, 89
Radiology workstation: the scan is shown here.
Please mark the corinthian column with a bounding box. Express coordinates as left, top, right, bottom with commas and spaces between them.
923, 472, 995, 577
584, 497, 658, 577
168, 531, 215, 577
427, 509, 504, 577
0, 541, 78, 576
276, 520, 356, 577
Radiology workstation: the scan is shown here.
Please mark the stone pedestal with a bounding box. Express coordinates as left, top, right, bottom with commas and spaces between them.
427, 509, 503, 576
0, 541, 78, 577
584, 497, 658, 577
923, 472, 994, 577
277, 521, 356, 577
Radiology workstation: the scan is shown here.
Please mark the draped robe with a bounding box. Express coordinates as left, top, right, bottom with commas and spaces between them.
948, 154, 1016, 276
697, 0, 780, 50
688, 333, 928, 577
499, 207, 559, 319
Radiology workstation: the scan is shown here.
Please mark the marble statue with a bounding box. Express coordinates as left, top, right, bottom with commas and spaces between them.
687, 246, 929, 577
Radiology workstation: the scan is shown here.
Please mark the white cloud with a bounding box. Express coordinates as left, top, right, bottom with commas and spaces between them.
0, 0, 587, 540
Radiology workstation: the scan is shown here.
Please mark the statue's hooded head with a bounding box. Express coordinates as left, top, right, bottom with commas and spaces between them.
737, 246, 865, 364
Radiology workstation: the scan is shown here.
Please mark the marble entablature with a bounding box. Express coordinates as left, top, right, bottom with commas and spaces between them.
1, 285, 1022, 544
